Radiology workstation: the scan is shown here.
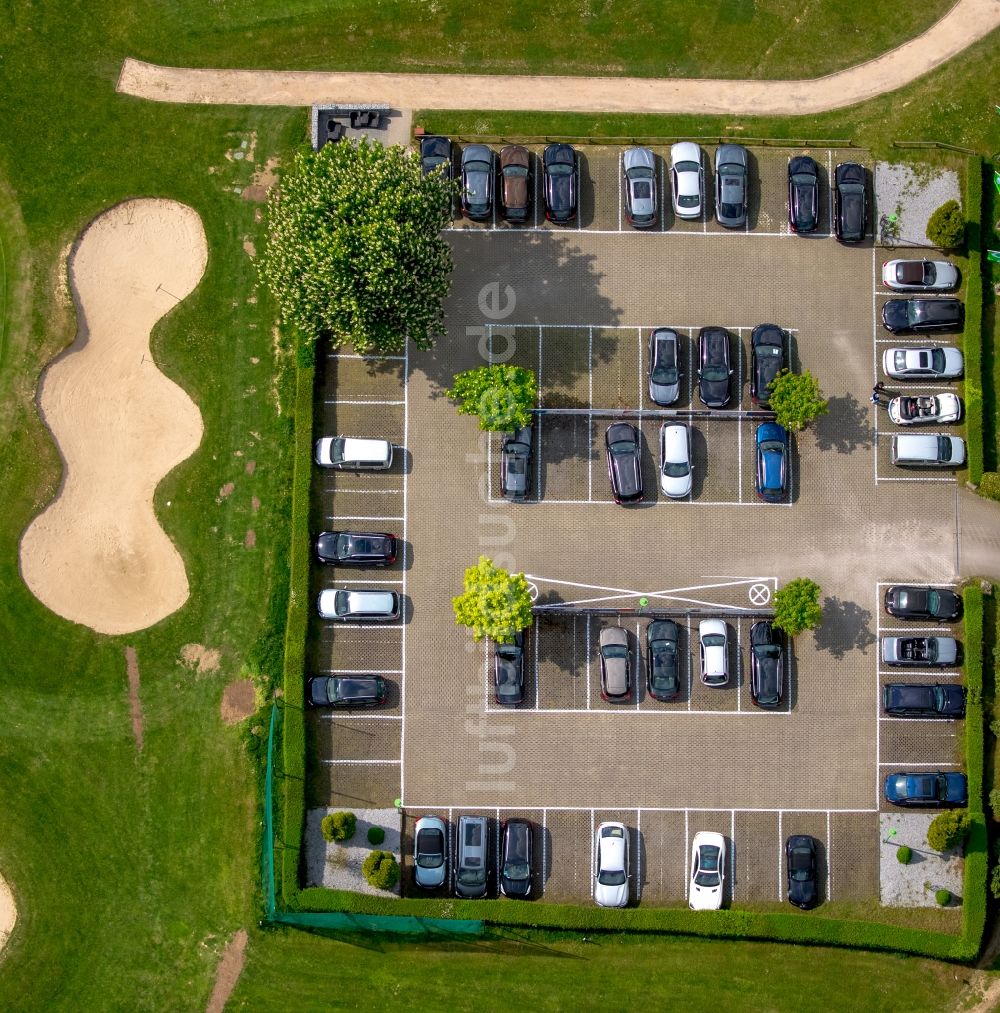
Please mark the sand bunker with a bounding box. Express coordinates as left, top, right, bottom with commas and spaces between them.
20, 199, 207, 635
0, 875, 16, 954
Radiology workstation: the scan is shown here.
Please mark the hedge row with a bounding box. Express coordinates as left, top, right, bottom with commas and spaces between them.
963, 157, 985, 484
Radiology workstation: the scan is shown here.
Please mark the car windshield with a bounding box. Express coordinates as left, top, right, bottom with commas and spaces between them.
926, 590, 940, 612
931, 348, 946, 373
755, 644, 780, 659
504, 165, 528, 178
663, 461, 689, 478
719, 202, 742, 218
611, 442, 636, 456
603, 645, 628, 659
702, 634, 725, 647
935, 774, 948, 799
417, 829, 445, 867
548, 162, 573, 177
598, 868, 626, 886
676, 161, 699, 173
757, 346, 782, 358
503, 861, 530, 880
465, 159, 490, 174
678, 194, 699, 208
701, 365, 728, 382
457, 868, 487, 886
792, 173, 815, 185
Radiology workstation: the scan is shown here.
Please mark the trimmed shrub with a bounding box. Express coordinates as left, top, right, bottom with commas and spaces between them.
896, 845, 912, 865
935, 889, 952, 907
962, 158, 984, 483
927, 810, 971, 852
979, 473, 1000, 501
926, 199, 964, 248
367, 826, 385, 845
990, 788, 1000, 822
322, 811, 357, 843
362, 850, 400, 890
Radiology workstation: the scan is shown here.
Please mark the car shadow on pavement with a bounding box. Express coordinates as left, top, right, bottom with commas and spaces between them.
811, 595, 877, 659
812, 393, 875, 454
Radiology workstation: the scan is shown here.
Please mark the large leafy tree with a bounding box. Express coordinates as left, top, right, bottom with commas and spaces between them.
447, 365, 537, 432
453, 556, 533, 643
773, 578, 822, 637
769, 369, 828, 432
260, 138, 455, 356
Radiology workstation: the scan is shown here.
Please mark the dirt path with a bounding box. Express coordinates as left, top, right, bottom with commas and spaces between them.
116, 0, 999, 115
125, 646, 144, 751
19, 199, 207, 636
955, 970, 1000, 1012
205, 929, 247, 1013
0, 876, 16, 956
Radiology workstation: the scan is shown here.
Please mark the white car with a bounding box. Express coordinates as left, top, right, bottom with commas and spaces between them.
887, 392, 962, 426
689, 831, 726, 910
881, 346, 963, 381
698, 619, 729, 687
670, 142, 704, 220
413, 815, 448, 890
659, 423, 692, 499
594, 821, 629, 908
882, 260, 960, 291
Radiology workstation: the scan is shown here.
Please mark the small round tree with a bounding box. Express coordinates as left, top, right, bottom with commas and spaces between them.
927, 810, 970, 852
935, 889, 952, 907
447, 365, 537, 432
453, 556, 534, 643
768, 369, 828, 433
896, 845, 912, 865
926, 200, 964, 249
367, 826, 385, 845
773, 578, 822, 637
362, 850, 400, 890
321, 811, 357, 843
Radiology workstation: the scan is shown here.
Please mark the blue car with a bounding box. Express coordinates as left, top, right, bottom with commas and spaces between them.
755, 422, 789, 502
884, 770, 968, 808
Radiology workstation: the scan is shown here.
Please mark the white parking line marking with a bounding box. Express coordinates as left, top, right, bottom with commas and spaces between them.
327, 352, 405, 361
827, 150, 834, 228
328, 577, 403, 585
826, 810, 832, 900
322, 758, 401, 765
534, 621, 541, 710
730, 809, 736, 900
635, 618, 642, 711
586, 615, 592, 710
405, 804, 877, 814
878, 761, 959, 766
736, 615, 742, 711
444, 226, 805, 238
541, 808, 547, 896
659, 158, 665, 231
684, 809, 689, 900
518, 706, 788, 716
537, 325, 543, 494
449, 808, 454, 893
320, 668, 404, 675
777, 810, 783, 900
589, 325, 594, 503
326, 515, 405, 522
618, 152, 623, 232
496, 806, 501, 888
324, 398, 404, 406
590, 809, 596, 889
636, 808, 642, 902
319, 714, 402, 722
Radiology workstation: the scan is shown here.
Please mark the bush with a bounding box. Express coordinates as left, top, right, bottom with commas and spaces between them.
935, 889, 952, 907
990, 788, 1000, 822
927, 810, 971, 852
896, 845, 912, 864
367, 826, 385, 845
322, 811, 357, 843
926, 199, 965, 248
362, 850, 400, 890
979, 473, 1000, 501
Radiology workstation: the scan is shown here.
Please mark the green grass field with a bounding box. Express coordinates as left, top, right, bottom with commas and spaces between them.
0, 2, 997, 1009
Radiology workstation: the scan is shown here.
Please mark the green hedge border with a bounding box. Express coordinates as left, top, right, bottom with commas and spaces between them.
964, 156, 985, 484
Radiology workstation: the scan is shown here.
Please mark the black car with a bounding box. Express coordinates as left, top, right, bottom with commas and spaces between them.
697, 327, 732, 408
315, 531, 397, 566
307, 675, 388, 707
646, 620, 681, 701
787, 155, 819, 234
749, 620, 784, 708
543, 143, 579, 223
884, 584, 962, 622
884, 770, 968, 808
750, 323, 784, 407
883, 683, 966, 718
420, 135, 453, 178
500, 819, 533, 899
833, 162, 867, 243
785, 835, 818, 910
501, 425, 532, 501
460, 143, 495, 220
605, 423, 643, 504
881, 298, 964, 334
494, 632, 525, 706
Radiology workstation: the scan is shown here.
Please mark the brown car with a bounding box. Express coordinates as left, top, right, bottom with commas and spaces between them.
499, 145, 531, 222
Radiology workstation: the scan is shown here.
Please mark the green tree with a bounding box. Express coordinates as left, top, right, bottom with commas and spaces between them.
927, 810, 971, 852
447, 365, 537, 432
773, 578, 822, 636
768, 369, 828, 432
260, 137, 454, 357
453, 556, 533, 643
926, 199, 965, 249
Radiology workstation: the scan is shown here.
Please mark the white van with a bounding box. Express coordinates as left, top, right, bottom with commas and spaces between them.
317, 588, 401, 621
314, 436, 393, 470
891, 433, 965, 468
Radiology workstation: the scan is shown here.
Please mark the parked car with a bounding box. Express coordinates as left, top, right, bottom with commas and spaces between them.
543, 143, 579, 223
605, 423, 643, 504
599, 625, 631, 702
882, 259, 960, 291
884, 770, 968, 808
499, 144, 531, 222
755, 422, 789, 502
314, 436, 393, 470
594, 821, 629, 907
501, 425, 532, 501
698, 619, 729, 687
881, 298, 963, 334
749, 620, 784, 709
670, 141, 704, 219
500, 819, 533, 899
413, 815, 448, 889
714, 144, 748, 228
455, 814, 489, 898
833, 162, 866, 243
891, 433, 965, 468
659, 423, 692, 499
419, 135, 453, 179
750, 323, 784, 407
881, 636, 960, 668
882, 346, 963, 380
494, 632, 525, 707
307, 675, 388, 708
785, 835, 819, 910
689, 831, 725, 910
884, 584, 962, 622
648, 327, 681, 405
646, 620, 681, 702
883, 683, 966, 719
623, 146, 657, 228
887, 393, 962, 426
697, 327, 732, 408
317, 588, 400, 621
460, 143, 494, 220
787, 155, 819, 233
315, 531, 397, 566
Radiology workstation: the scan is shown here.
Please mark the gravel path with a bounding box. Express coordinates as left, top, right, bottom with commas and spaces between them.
874, 161, 962, 248
879, 813, 964, 907
304, 807, 402, 896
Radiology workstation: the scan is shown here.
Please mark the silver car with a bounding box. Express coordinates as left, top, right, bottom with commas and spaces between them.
623, 146, 657, 228
882, 346, 964, 380
714, 144, 748, 228
670, 142, 704, 220
648, 328, 680, 405
882, 260, 960, 291
599, 625, 631, 702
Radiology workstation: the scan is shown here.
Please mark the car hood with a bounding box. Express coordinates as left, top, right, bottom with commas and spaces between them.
882, 301, 910, 329
594, 880, 628, 907
689, 882, 722, 910
789, 877, 817, 909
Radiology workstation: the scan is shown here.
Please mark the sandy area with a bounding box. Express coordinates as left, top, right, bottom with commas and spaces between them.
20, 199, 207, 635
0, 875, 16, 954
116, 0, 1000, 115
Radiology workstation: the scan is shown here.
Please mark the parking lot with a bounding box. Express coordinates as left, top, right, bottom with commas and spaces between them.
308, 145, 965, 907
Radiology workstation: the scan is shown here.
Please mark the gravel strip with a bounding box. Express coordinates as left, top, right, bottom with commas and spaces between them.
874, 161, 961, 249
879, 812, 964, 907
305, 806, 402, 896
